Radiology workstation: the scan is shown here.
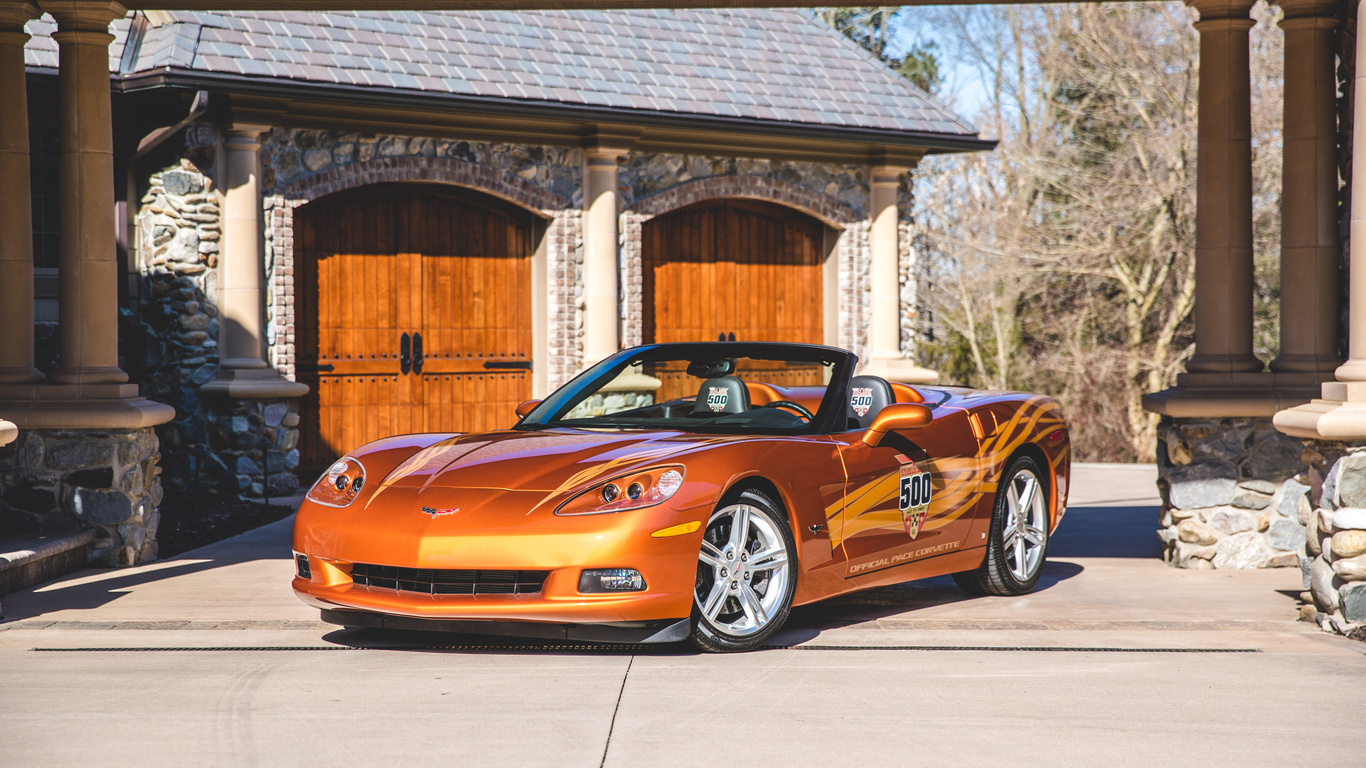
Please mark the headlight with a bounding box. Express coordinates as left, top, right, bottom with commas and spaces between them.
555, 466, 685, 516
306, 457, 367, 508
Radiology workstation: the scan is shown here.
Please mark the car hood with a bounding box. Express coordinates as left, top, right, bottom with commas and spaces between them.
372, 428, 738, 495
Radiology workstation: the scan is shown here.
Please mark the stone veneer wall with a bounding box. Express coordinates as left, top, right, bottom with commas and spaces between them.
1156, 416, 1311, 569
0, 429, 163, 566
134, 125, 302, 501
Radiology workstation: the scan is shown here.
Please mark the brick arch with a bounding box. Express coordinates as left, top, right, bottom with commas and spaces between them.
274, 156, 570, 214
628, 175, 860, 227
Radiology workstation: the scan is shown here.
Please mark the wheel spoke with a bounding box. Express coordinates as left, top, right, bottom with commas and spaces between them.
740, 583, 769, 626
1017, 477, 1038, 516
748, 546, 787, 572
1005, 483, 1020, 524
1013, 537, 1028, 578
1023, 525, 1046, 546
699, 540, 726, 570
1003, 528, 1020, 549
729, 506, 751, 551
701, 582, 728, 621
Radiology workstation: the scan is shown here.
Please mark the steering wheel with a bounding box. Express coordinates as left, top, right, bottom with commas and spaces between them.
760, 400, 815, 421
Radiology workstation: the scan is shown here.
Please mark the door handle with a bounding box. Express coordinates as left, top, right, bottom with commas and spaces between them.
412, 332, 424, 375
296, 362, 335, 373
400, 332, 411, 375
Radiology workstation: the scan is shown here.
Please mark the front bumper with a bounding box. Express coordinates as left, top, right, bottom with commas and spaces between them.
291, 489, 708, 628
317, 609, 691, 644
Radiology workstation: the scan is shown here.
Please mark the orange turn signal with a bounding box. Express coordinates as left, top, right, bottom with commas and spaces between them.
651, 521, 702, 538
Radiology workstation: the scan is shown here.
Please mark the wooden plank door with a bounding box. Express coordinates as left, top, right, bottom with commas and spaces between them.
297, 184, 533, 473
642, 199, 825, 400
408, 186, 533, 436
297, 186, 421, 472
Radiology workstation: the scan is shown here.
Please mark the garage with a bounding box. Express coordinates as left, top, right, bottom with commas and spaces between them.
295, 183, 535, 471
642, 199, 828, 399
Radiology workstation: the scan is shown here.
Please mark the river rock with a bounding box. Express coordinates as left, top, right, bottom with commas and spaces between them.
1267, 551, 1300, 568
1212, 531, 1272, 569
1268, 519, 1307, 552
1278, 479, 1309, 520
1167, 461, 1237, 509
1331, 508, 1366, 530
67, 488, 134, 525
1343, 583, 1366, 622
1208, 508, 1256, 536
1318, 507, 1335, 536
1297, 493, 1313, 525
1239, 479, 1278, 495
1177, 519, 1217, 546
1241, 435, 1307, 481
1331, 553, 1366, 581
1331, 530, 1366, 558
1232, 489, 1272, 510
1311, 556, 1341, 611
47, 441, 115, 471
1334, 453, 1366, 507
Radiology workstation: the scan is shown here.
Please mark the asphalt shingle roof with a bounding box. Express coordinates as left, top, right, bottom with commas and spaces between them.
24, 9, 978, 138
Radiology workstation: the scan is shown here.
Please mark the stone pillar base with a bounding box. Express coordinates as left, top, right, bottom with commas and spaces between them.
1156, 416, 1311, 570
1298, 446, 1366, 634
0, 384, 175, 429
858, 356, 939, 385
158, 397, 303, 502
199, 368, 309, 400
0, 426, 163, 567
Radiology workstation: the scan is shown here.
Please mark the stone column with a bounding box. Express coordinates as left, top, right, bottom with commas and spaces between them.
1277, 0, 1366, 438
46, 1, 128, 386
860, 161, 937, 384
1186, 0, 1263, 375
1271, 0, 1341, 376
582, 145, 626, 366
0, 3, 42, 385
201, 124, 307, 399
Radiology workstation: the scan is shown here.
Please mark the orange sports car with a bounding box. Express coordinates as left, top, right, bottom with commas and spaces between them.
293, 342, 1070, 652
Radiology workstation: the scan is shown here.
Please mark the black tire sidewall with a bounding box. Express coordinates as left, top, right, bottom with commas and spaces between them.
690, 489, 798, 652
987, 455, 1051, 593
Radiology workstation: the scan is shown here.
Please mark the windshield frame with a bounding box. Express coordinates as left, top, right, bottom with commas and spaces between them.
516, 342, 857, 436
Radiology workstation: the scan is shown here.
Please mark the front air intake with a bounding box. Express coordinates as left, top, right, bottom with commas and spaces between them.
349, 563, 548, 595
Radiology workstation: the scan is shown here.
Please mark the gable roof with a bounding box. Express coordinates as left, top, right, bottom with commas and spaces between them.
24, 9, 981, 142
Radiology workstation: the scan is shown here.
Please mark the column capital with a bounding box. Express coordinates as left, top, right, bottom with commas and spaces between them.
1276, 0, 1342, 24
1186, 0, 1257, 22
43, 1, 125, 32
224, 123, 273, 142
580, 125, 638, 158
0, 2, 41, 33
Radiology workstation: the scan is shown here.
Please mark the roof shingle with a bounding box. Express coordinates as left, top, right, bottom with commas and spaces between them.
24, 9, 977, 138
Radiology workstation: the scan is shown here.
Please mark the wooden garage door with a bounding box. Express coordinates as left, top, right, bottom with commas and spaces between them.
296, 184, 533, 472
642, 199, 825, 400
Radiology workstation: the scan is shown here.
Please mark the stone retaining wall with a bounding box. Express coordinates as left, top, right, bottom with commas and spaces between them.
1301, 446, 1366, 633
1156, 416, 1310, 569
0, 428, 163, 566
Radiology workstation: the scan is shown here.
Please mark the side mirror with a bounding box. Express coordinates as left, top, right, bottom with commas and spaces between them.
515, 399, 542, 419
862, 403, 933, 447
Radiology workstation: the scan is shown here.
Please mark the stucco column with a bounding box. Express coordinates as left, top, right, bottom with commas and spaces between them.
1186, 0, 1262, 375
0, 3, 42, 385
46, 1, 127, 386
859, 162, 937, 384
201, 124, 307, 399
1276, 0, 1366, 438
1271, 0, 1341, 376
582, 146, 625, 366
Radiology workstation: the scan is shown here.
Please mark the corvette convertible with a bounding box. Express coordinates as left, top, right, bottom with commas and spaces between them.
293, 342, 1070, 652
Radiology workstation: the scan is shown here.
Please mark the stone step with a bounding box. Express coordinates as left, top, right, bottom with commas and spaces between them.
0, 530, 94, 602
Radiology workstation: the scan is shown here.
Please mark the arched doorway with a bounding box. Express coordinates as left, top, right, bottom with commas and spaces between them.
296, 183, 535, 471
642, 198, 828, 398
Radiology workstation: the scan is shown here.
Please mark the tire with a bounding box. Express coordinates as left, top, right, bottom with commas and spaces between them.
953, 454, 1050, 597
690, 489, 797, 652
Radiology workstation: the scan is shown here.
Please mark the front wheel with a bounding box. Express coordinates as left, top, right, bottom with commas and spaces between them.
691, 490, 796, 652
953, 455, 1050, 596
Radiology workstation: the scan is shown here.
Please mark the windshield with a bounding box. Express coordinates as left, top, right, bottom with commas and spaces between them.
518, 343, 854, 435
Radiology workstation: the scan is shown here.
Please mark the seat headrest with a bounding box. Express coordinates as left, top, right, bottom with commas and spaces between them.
847, 375, 894, 429
692, 375, 750, 415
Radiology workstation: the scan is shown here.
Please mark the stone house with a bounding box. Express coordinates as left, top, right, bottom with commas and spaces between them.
2, 8, 989, 569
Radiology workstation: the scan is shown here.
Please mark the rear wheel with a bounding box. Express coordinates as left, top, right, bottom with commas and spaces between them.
691, 490, 796, 652
953, 455, 1050, 596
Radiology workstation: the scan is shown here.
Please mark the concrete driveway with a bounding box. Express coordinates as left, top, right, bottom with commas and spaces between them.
2, 464, 1363, 766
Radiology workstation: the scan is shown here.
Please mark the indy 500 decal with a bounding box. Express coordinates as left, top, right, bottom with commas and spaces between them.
897, 455, 932, 538
706, 387, 729, 413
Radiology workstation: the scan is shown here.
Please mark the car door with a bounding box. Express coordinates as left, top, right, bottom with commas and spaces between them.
834, 406, 983, 577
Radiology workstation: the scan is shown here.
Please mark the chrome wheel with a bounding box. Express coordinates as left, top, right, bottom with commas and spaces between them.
1003, 467, 1047, 582
695, 503, 791, 638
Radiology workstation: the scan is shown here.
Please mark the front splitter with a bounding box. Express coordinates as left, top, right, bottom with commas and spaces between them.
318, 609, 692, 644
